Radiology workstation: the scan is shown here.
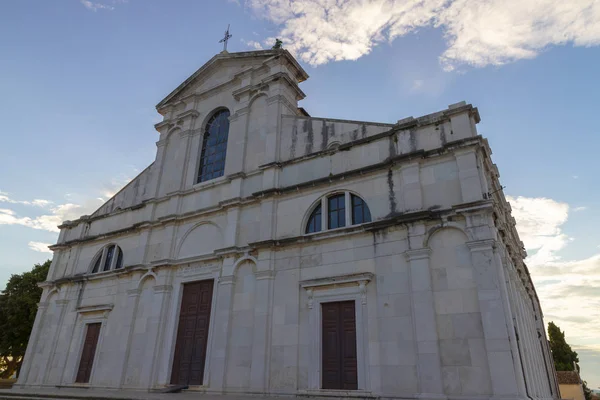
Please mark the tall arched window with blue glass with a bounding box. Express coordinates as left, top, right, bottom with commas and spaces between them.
197, 109, 230, 183
305, 192, 372, 234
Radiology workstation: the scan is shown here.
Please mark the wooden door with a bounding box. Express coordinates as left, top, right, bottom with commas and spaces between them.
76, 323, 101, 383
322, 300, 358, 390
170, 280, 214, 386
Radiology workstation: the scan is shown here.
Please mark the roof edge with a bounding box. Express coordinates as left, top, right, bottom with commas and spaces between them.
155, 49, 308, 110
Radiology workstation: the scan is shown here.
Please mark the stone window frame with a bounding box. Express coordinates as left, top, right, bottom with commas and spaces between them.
90, 244, 123, 274
305, 191, 372, 235
300, 273, 373, 392
196, 108, 231, 184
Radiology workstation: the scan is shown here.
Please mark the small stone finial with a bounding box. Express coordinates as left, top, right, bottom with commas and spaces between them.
272, 38, 283, 49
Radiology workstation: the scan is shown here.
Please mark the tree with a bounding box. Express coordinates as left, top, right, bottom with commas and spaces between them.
0, 260, 50, 379
548, 321, 579, 371
548, 321, 592, 400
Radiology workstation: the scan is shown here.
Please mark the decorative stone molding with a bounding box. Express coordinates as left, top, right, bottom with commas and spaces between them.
76, 304, 114, 314
300, 272, 374, 290
404, 248, 432, 261
127, 288, 141, 297
466, 239, 496, 252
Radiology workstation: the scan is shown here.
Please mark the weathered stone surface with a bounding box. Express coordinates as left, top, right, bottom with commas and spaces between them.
16, 50, 558, 400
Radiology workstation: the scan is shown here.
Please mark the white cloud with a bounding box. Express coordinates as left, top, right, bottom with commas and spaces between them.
80, 0, 115, 11
28, 242, 53, 254
244, 40, 264, 50
573, 175, 580, 179
573, 206, 587, 212
411, 79, 424, 92
0, 202, 101, 233
508, 195, 600, 384
506, 196, 569, 266
243, 0, 600, 69
0, 191, 53, 208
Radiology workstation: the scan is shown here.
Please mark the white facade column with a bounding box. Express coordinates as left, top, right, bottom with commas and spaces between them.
405, 248, 445, 397
15, 296, 50, 386
224, 108, 250, 176
208, 257, 236, 390
148, 282, 174, 388
118, 276, 143, 388
467, 239, 519, 398
493, 248, 528, 398
400, 162, 422, 210
250, 256, 275, 391
455, 148, 484, 203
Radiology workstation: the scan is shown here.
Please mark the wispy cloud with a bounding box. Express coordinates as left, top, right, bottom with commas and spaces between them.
28, 242, 53, 254
0, 203, 101, 232
243, 0, 600, 69
80, 0, 127, 12
0, 173, 133, 233
573, 206, 587, 212
0, 191, 53, 208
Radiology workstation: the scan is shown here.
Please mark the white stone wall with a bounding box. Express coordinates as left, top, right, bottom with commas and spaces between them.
16, 50, 558, 400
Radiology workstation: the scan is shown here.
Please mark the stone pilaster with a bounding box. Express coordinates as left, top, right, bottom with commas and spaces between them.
118, 278, 143, 388
209, 257, 236, 390
467, 239, 519, 398
455, 148, 483, 203
225, 108, 250, 176
493, 248, 528, 398
15, 298, 49, 386
149, 282, 174, 388
250, 267, 275, 391
400, 162, 422, 211
405, 248, 445, 397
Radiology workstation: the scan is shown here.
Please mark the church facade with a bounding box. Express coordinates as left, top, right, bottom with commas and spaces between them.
16, 49, 559, 400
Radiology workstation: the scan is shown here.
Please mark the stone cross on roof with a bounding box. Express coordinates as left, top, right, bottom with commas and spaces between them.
219, 24, 232, 52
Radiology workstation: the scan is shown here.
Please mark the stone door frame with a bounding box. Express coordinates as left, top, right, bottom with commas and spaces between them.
160, 269, 219, 388
301, 273, 372, 392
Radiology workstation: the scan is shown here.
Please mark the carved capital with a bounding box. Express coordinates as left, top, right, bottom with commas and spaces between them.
307, 288, 314, 309
219, 275, 235, 285
466, 239, 496, 252
255, 270, 275, 280
153, 284, 173, 294
405, 248, 431, 261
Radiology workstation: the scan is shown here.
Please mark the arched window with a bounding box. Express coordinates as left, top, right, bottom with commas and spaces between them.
305, 203, 322, 234
197, 109, 230, 183
305, 192, 371, 234
91, 244, 124, 274
351, 194, 371, 225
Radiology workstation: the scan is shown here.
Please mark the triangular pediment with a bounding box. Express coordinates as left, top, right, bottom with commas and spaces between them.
156, 49, 308, 111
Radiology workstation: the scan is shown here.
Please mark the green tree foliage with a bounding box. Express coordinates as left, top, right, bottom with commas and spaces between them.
0, 260, 50, 379
548, 321, 579, 371
548, 321, 592, 400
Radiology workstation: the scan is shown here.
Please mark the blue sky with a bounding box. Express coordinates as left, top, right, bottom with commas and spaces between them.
1, 0, 599, 388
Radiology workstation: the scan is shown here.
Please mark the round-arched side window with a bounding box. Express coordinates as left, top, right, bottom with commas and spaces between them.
91, 244, 124, 273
